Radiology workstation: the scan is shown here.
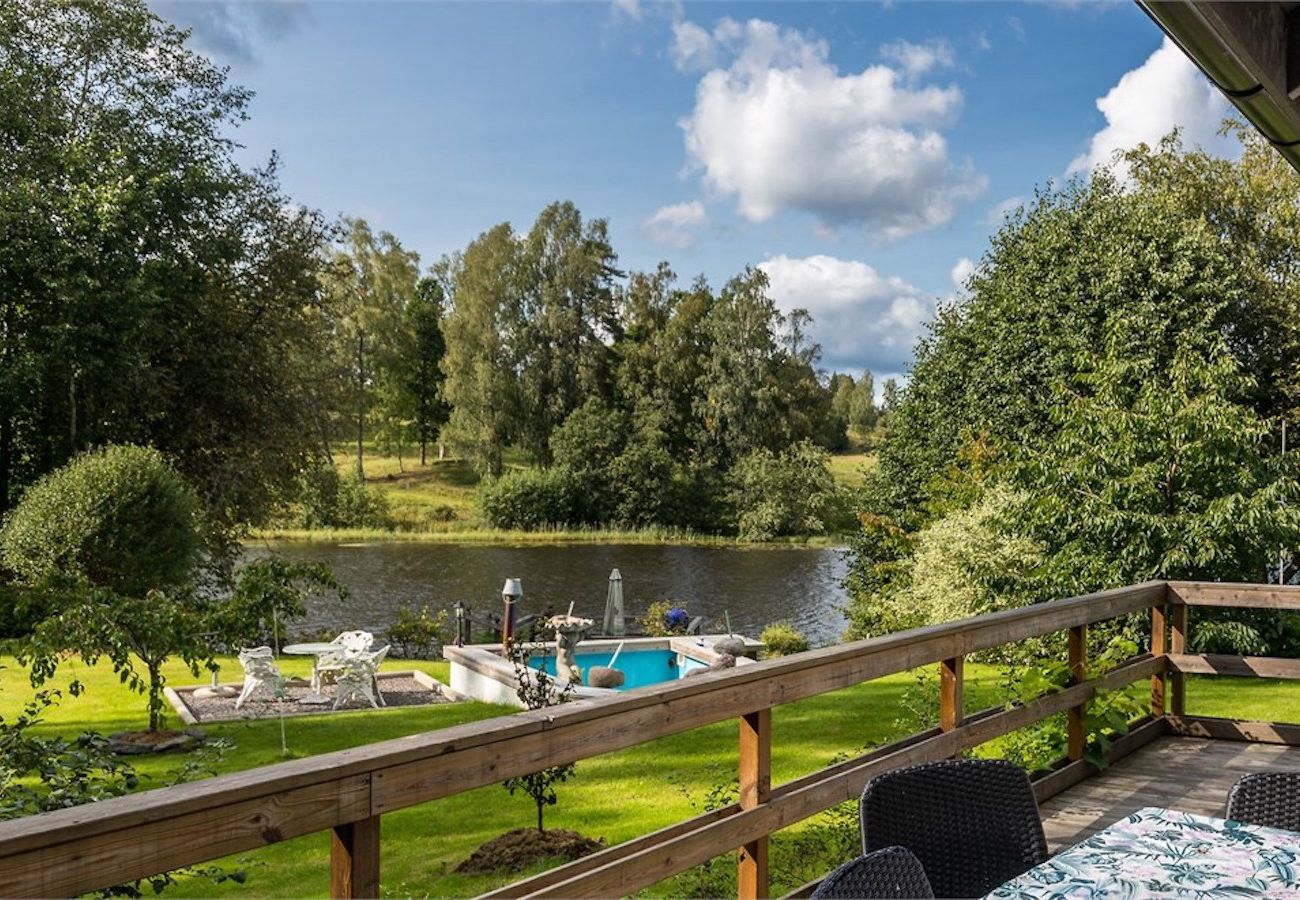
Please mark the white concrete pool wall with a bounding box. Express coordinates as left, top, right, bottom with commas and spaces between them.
444, 634, 765, 708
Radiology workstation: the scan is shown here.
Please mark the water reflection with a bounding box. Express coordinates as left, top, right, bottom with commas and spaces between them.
245, 541, 850, 646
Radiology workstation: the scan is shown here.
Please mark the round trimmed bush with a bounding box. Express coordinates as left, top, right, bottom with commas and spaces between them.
0, 445, 202, 597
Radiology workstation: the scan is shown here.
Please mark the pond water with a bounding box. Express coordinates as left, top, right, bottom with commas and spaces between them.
245, 541, 851, 646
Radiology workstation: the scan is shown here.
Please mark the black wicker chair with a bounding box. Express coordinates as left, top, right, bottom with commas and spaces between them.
860, 759, 1048, 898
1227, 771, 1300, 831
811, 846, 935, 899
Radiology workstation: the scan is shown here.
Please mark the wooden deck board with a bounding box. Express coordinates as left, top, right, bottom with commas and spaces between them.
1040, 736, 1300, 851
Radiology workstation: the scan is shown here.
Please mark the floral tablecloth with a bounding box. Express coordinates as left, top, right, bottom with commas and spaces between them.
987, 806, 1300, 898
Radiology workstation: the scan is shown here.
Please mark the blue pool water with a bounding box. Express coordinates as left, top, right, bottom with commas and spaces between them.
529, 648, 709, 690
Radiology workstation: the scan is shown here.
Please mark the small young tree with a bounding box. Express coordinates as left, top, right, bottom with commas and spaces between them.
502, 638, 577, 832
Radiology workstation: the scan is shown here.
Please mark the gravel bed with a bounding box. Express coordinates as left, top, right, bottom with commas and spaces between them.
173, 674, 456, 723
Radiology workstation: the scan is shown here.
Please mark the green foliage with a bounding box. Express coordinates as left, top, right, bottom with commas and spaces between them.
728, 440, 844, 541
985, 639, 1146, 772
759, 621, 809, 657
478, 468, 581, 529
848, 132, 1300, 650
293, 463, 391, 529
638, 600, 689, 636
386, 605, 450, 659
1, 445, 200, 600
503, 638, 577, 831
208, 558, 342, 652
0, 0, 334, 526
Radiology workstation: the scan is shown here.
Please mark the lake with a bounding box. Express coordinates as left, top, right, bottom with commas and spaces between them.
246, 541, 851, 646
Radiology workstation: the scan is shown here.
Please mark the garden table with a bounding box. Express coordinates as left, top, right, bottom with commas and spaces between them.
987, 806, 1300, 898
282, 642, 344, 704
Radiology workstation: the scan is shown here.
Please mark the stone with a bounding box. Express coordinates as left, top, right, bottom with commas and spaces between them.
587, 666, 625, 689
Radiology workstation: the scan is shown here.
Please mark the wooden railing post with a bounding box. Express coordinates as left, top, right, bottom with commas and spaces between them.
1067, 625, 1087, 762
1170, 602, 1188, 716
738, 708, 771, 900
940, 656, 964, 733
1151, 602, 1168, 717
332, 816, 380, 899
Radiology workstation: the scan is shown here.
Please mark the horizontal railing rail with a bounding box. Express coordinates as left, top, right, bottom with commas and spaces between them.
2, 579, 1297, 898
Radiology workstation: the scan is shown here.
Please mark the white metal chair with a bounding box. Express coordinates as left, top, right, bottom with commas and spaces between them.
333, 644, 389, 710
312, 630, 374, 693
235, 646, 285, 709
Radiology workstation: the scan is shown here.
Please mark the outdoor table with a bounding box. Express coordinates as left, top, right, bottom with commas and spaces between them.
987, 806, 1300, 898
282, 642, 343, 704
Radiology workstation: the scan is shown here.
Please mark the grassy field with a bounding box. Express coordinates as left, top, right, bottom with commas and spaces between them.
6, 652, 1300, 898
254, 442, 876, 543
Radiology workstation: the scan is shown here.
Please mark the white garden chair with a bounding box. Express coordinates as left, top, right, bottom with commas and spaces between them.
311, 630, 374, 693
235, 646, 285, 709
333, 644, 389, 710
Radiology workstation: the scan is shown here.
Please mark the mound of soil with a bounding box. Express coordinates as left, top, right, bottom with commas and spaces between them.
109, 728, 205, 755
456, 828, 604, 875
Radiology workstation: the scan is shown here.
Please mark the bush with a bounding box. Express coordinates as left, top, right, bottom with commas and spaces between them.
478, 468, 582, 529
386, 604, 450, 659
638, 599, 690, 636
0, 445, 201, 598
728, 440, 844, 541
294, 463, 390, 529
760, 621, 809, 657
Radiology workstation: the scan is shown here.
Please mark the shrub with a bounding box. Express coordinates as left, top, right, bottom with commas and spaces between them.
760, 621, 809, 657
294, 463, 390, 529
0, 445, 201, 599
728, 440, 844, 541
638, 599, 690, 636
386, 604, 450, 659
478, 468, 581, 529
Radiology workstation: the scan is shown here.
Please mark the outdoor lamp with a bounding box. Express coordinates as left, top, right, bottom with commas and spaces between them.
453, 600, 466, 646
501, 578, 523, 645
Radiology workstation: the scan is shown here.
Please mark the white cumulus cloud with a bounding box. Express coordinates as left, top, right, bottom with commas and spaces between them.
879, 38, 955, 79
150, 0, 308, 65
643, 201, 709, 249
677, 18, 985, 241
950, 257, 976, 293
759, 253, 933, 373
1069, 38, 1233, 177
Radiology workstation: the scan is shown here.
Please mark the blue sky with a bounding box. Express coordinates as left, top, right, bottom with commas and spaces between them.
152, 1, 1236, 382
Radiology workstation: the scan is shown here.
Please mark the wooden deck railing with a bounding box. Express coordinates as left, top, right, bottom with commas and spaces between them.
4, 580, 1300, 898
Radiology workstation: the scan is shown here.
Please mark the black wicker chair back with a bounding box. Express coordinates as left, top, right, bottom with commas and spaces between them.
811, 846, 935, 899
1227, 771, 1300, 831
860, 758, 1048, 898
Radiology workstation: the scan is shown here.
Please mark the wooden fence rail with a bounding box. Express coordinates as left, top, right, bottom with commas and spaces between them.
3, 580, 1300, 898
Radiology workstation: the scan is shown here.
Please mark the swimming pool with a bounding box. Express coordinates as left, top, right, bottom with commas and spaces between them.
445, 635, 761, 707
529, 647, 709, 690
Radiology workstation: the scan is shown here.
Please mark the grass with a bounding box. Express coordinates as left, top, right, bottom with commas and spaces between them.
7, 655, 1300, 897
1, 654, 985, 897
254, 441, 876, 543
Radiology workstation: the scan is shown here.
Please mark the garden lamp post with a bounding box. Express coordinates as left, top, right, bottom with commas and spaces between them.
453, 600, 466, 646
502, 578, 523, 646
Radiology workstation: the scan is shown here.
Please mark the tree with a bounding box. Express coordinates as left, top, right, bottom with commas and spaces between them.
502, 637, 577, 832
516, 202, 621, 464
728, 441, 843, 541
441, 226, 524, 476
324, 218, 420, 479
848, 371, 877, 430
696, 268, 787, 467
408, 277, 451, 465
2, 446, 340, 730
0, 0, 335, 528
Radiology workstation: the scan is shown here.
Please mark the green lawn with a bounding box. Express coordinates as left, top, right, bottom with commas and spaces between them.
10, 655, 1290, 898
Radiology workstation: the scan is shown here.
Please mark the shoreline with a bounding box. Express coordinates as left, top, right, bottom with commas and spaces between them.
246, 527, 849, 549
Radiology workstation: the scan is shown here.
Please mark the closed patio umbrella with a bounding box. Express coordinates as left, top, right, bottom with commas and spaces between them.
602, 568, 625, 636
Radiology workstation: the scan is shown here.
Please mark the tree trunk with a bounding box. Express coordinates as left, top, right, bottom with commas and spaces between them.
148, 663, 164, 731
420, 438, 427, 466
438, 442, 445, 461
537, 799, 544, 833
355, 332, 366, 480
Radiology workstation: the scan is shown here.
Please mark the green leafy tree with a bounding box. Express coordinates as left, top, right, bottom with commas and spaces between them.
502, 638, 577, 832
728, 440, 843, 541
324, 218, 421, 479
442, 225, 524, 476
516, 202, 622, 464
0, 0, 334, 527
